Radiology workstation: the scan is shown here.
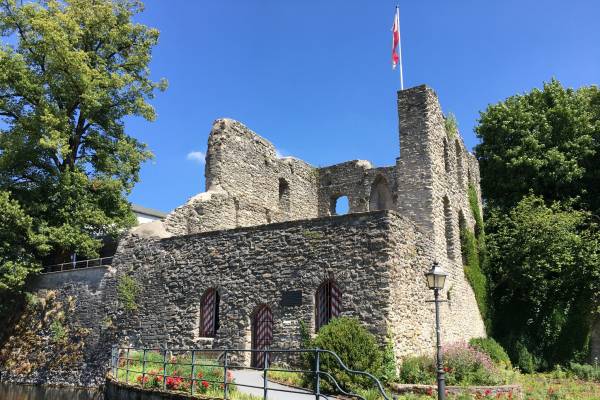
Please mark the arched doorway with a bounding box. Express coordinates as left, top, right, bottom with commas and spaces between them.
251, 304, 273, 368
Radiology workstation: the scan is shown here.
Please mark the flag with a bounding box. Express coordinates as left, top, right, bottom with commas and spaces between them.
391, 7, 400, 70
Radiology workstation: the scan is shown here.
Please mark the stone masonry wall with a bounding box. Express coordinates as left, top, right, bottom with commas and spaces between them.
112, 212, 400, 361
0, 268, 118, 387
164, 119, 319, 235
396, 86, 486, 340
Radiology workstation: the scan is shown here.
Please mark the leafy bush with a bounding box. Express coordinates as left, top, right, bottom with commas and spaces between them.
398, 342, 504, 386
303, 317, 390, 392
398, 356, 435, 384
514, 341, 537, 373
117, 274, 140, 311
469, 337, 511, 368
443, 342, 500, 386
50, 319, 67, 343
569, 362, 600, 382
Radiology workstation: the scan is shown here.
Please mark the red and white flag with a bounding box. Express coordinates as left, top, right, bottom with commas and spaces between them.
391, 6, 404, 89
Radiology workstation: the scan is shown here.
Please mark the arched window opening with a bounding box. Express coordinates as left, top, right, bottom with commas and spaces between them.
443, 138, 450, 173
443, 197, 454, 260
369, 176, 394, 211
278, 178, 290, 212
200, 288, 220, 337
251, 304, 273, 368
330, 195, 349, 215
315, 279, 342, 331
455, 140, 464, 188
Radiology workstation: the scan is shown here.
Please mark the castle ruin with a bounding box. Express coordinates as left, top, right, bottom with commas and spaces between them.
117, 84, 486, 363
0, 85, 487, 386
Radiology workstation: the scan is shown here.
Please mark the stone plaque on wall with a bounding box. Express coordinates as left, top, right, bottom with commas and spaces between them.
280, 290, 302, 307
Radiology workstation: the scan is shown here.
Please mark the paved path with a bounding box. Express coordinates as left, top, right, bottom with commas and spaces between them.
231, 369, 337, 400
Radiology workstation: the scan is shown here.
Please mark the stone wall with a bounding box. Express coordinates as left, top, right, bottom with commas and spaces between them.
109, 210, 484, 366
0, 269, 118, 387
395, 86, 485, 341
113, 212, 400, 356
164, 119, 319, 235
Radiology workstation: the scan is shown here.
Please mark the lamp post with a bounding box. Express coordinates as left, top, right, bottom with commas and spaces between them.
425, 261, 448, 400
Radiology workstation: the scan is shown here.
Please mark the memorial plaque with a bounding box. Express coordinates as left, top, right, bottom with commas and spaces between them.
280, 290, 302, 307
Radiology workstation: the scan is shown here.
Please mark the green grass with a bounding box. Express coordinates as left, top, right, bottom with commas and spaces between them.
266, 368, 304, 387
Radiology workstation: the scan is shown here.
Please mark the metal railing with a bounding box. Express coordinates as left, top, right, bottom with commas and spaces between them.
42, 256, 113, 274
110, 346, 392, 400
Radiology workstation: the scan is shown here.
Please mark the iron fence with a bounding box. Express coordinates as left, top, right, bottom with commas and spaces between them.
42, 256, 113, 274
110, 346, 392, 400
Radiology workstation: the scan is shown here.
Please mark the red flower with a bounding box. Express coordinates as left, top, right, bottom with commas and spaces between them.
485, 389, 492, 396
197, 371, 204, 378
201, 380, 210, 389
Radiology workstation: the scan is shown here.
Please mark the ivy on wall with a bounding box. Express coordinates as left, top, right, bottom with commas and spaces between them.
462, 184, 490, 332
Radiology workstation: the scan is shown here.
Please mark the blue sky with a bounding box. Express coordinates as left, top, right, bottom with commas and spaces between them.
127, 1, 600, 212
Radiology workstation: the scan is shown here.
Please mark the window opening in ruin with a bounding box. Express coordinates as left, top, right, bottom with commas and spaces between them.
315, 279, 342, 332
443, 138, 450, 173
331, 195, 349, 215
369, 176, 394, 211
251, 304, 273, 368
278, 178, 290, 212
443, 197, 454, 261
200, 288, 220, 337
456, 140, 464, 188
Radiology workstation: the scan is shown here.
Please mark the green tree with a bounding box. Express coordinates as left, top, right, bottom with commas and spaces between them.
486, 196, 600, 367
0, 0, 165, 263
475, 79, 600, 214
475, 80, 600, 368
0, 191, 46, 332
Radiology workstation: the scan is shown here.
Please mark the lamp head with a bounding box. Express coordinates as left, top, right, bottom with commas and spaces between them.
425, 261, 447, 290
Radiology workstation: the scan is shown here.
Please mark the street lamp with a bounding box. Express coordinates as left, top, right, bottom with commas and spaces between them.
425, 261, 448, 400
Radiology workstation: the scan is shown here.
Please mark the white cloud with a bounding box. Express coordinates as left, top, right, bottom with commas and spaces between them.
186, 151, 206, 164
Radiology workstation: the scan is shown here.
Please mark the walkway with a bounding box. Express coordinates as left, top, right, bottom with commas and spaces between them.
231, 369, 337, 400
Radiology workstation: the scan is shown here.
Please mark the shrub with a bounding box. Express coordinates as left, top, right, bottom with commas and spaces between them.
443, 342, 500, 385
398, 356, 435, 384
50, 319, 67, 343
514, 341, 537, 373
569, 362, 600, 382
469, 337, 511, 368
117, 274, 140, 311
303, 317, 389, 392
397, 342, 503, 386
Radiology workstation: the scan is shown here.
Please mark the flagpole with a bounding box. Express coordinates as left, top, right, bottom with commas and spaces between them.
397, 5, 404, 90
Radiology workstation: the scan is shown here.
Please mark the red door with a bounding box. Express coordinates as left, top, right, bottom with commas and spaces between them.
251, 305, 273, 368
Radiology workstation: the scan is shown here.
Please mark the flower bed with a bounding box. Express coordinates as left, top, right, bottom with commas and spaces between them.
115, 350, 237, 397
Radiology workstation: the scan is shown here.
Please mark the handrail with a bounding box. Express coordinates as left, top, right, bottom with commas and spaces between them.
42, 256, 113, 274
110, 346, 392, 400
